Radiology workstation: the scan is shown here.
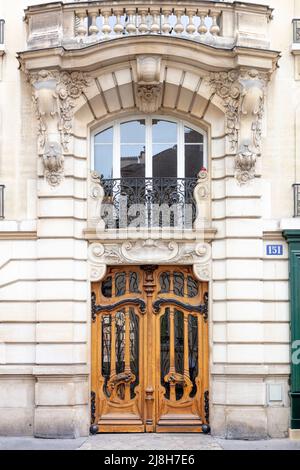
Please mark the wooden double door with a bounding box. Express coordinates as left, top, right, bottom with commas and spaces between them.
91, 265, 209, 433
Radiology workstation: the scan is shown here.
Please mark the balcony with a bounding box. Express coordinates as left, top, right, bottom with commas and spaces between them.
100, 177, 198, 230
0, 185, 5, 219
24, 1, 272, 52
294, 184, 300, 217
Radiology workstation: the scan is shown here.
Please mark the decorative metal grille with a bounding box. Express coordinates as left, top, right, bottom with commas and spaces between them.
0, 20, 4, 45
293, 19, 300, 43
100, 177, 197, 229
294, 184, 300, 217
0, 185, 4, 219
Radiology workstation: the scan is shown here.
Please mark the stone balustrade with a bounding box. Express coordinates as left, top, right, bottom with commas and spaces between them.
24, 1, 272, 51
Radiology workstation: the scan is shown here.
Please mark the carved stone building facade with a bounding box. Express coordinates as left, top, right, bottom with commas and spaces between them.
0, 0, 300, 439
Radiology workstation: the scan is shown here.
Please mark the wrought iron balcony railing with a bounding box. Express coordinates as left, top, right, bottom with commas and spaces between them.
24, 1, 272, 51
0, 185, 5, 219
294, 184, 300, 217
0, 19, 4, 46
100, 177, 197, 229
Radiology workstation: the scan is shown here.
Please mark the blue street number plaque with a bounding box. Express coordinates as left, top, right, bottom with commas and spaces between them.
266, 245, 283, 256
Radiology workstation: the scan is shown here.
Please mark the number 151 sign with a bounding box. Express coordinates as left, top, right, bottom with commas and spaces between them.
266, 245, 284, 256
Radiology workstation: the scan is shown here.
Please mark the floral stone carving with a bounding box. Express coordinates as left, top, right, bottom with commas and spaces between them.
210, 69, 267, 184
29, 69, 89, 186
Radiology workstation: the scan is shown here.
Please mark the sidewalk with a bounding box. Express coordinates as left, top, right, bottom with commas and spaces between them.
0, 434, 300, 451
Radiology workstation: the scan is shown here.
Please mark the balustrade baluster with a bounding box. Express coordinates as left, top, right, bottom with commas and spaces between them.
76, 11, 88, 37
89, 10, 99, 36
161, 10, 172, 34
101, 9, 112, 36
126, 9, 137, 34
197, 11, 208, 36
174, 9, 184, 35
210, 11, 220, 36
186, 10, 196, 36
150, 9, 160, 34
138, 9, 149, 34
113, 9, 124, 35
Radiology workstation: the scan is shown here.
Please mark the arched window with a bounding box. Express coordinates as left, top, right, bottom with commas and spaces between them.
92, 117, 206, 179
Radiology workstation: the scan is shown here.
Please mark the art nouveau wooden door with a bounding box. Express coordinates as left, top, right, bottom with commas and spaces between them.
91, 266, 209, 433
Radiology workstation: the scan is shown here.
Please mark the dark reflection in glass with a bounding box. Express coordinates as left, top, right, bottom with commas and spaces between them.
175, 310, 184, 400
184, 127, 204, 178
152, 120, 177, 178
115, 310, 125, 377
102, 276, 112, 298
121, 121, 146, 178
174, 272, 184, 297
187, 276, 198, 298
115, 272, 126, 297
94, 127, 113, 179
159, 272, 170, 293
129, 272, 140, 294
102, 315, 111, 397
130, 308, 139, 399
189, 315, 198, 398
160, 309, 170, 400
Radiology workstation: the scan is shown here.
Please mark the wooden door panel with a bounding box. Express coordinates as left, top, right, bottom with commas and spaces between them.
91, 266, 209, 434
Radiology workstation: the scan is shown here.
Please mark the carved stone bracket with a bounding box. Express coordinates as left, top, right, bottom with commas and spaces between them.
29, 69, 89, 186
135, 55, 163, 113
88, 240, 211, 282
210, 69, 268, 184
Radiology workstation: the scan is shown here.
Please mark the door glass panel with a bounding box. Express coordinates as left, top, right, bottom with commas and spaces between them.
184, 126, 204, 178
160, 308, 170, 400
102, 315, 111, 398
187, 276, 198, 298
129, 272, 140, 293
121, 120, 146, 178
159, 272, 170, 293
189, 315, 198, 398
174, 272, 184, 297
130, 308, 139, 399
115, 310, 125, 377
94, 126, 113, 178
174, 310, 184, 400
115, 272, 126, 297
152, 120, 177, 178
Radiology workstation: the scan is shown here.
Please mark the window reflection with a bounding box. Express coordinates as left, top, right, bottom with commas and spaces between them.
121, 121, 146, 178
94, 127, 113, 178
152, 120, 177, 178
184, 126, 204, 178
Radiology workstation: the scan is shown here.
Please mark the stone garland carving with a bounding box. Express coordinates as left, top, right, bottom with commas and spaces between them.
88, 241, 211, 282
210, 69, 267, 184
29, 69, 89, 186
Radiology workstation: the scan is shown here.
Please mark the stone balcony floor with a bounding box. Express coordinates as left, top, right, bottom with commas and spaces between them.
0, 435, 300, 450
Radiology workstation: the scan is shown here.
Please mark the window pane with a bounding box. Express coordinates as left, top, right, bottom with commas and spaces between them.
185, 145, 203, 178
153, 143, 177, 178
94, 144, 113, 179
153, 120, 177, 143
121, 144, 146, 177
121, 121, 146, 178
121, 120, 145, 143
95, 127, 113, 144
184, 126, 203, 144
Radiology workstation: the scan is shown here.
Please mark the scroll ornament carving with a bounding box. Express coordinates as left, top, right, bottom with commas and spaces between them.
88, 241, 211, 282
210, 69, 267, 184
29, 70, 89, 186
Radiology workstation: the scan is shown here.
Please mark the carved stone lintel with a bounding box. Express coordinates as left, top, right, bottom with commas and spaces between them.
210, 69, 268, 184
29, 69, 89, 186
88, 241, 212, 283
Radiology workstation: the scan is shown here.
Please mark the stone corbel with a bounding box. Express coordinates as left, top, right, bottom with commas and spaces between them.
135, 55, 163, 113
29, 70, 89, 186
210, 69, 268, 184
88, 171, 105, 229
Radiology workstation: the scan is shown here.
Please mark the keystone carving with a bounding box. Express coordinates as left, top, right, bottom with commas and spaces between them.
210, 69, 267, 184
29, 69, 89, 186
135, 55, 163, 113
